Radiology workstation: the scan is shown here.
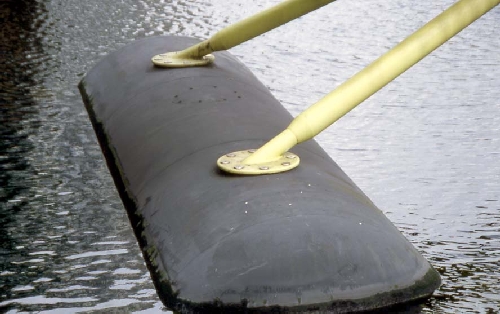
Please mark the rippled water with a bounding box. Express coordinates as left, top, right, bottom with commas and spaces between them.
1, 0, 499, 313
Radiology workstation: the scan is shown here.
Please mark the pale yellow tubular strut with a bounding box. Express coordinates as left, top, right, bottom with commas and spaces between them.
239, 0, 500, 170
152, 0, 336, 67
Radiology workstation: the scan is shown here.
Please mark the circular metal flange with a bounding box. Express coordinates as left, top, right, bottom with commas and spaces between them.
151, 52, 215, 68
217, 150, 300, 175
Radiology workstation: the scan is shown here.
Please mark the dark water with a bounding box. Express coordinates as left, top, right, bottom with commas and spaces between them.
1, 0, 499, 313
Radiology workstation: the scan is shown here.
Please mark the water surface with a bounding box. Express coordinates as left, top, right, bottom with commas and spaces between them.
1, 0, 499, 313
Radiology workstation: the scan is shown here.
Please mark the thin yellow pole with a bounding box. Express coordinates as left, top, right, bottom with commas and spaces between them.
152, 0, 336, 67
243, 0, 499, 165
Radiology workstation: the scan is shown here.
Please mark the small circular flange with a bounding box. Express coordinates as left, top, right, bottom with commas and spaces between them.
217, 150, 300, 175
151, 52, 215, 68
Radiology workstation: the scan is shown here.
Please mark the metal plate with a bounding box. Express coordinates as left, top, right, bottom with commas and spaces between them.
217, 149, 300, 175
151, 51, 215, 68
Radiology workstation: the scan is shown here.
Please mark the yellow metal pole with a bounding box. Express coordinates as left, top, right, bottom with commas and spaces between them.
152, 0, 336, 67
236, 0, 499, 170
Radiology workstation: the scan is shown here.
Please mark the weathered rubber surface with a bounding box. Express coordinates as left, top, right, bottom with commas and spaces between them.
79, 36, 440, 313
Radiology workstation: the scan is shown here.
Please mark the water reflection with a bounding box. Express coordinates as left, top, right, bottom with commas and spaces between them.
0, 0, 41, 203
1, 0, 47, 305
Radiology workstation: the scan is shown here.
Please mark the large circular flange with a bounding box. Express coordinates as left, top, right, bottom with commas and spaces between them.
217, 150, 300, 175
152, 52, 215, 68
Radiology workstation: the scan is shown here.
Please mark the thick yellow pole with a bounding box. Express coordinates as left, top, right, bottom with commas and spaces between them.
241, 0, 499, 167
152, 0, 336, 67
